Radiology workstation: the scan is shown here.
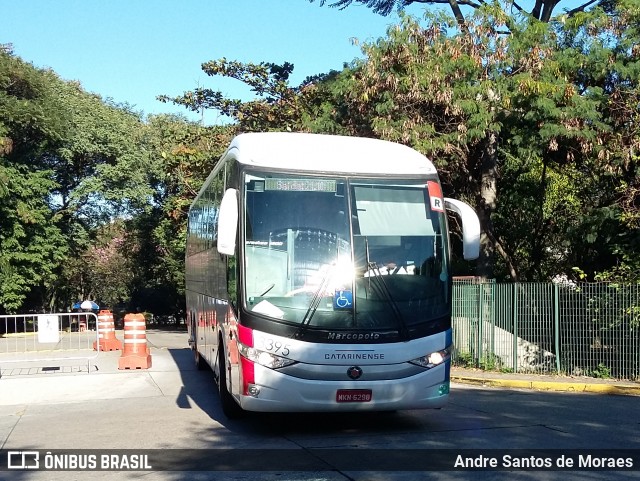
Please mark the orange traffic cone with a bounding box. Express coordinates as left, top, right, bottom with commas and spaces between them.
118, 313, 152, 370
93, 310, 122, 351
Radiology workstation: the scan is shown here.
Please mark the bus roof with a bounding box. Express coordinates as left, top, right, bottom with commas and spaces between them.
225, 132, 438, 176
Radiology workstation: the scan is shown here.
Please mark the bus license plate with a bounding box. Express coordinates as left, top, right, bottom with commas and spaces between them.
336, 389, 372, 403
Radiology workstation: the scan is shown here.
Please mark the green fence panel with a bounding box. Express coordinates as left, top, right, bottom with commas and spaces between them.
452, 280, 640, 381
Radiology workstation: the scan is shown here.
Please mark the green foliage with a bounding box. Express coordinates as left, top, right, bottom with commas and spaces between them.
478, 353, 508, 372
592, 363, 612, 379
454, 351, 510, 372
159, 59, 310, 132
0, 53, 68, 312
0, 50, 159, 312
126, 116, 234, 314
453, 350, 475, 367
161, 3, 639, 284
47, 80, 150, 224
0, 47, 234, 314
80, 221, 134, 309
308, 0, 612, 24
311, 6, 639, 282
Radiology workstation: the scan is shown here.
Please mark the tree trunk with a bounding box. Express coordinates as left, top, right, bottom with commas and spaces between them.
476, 131, 519, 280
477, 132, 498, 280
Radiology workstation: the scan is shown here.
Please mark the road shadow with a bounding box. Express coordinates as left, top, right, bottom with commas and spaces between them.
168, 347, 224, 421
166, 346, 414, 438
168, 347, 270, 434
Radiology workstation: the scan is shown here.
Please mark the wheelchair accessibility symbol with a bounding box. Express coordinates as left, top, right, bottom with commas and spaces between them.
333, 290, 353, 310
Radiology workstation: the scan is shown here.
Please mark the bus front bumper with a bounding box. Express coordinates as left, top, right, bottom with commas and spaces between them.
238, 361, 450, 412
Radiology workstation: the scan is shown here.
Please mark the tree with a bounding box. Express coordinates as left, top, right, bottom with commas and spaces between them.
0, 49, 157, 312
308, 0, 617, 27
162, 2, 639, 283
126, 115, 234, 315
307, 4, 638, 280
76, 221, 134, 308
159, 59, 321, 132
0, 51, 68, 312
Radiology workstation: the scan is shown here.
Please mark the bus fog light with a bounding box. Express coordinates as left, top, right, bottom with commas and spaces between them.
247, 384, 261, 397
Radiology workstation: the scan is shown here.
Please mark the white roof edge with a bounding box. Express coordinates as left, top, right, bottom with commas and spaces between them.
225, 132, 437, 176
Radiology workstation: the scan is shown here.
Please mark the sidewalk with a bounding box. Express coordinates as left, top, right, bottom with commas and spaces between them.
450, 366, 640, 396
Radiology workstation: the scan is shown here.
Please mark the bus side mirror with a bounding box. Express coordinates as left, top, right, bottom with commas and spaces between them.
444, 198, 480, 260
217, 188, 238, 256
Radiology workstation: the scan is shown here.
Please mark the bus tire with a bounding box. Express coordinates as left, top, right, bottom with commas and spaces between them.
191, 321, 206, 371
217, 342, 244, 419
194, 345, 206, 371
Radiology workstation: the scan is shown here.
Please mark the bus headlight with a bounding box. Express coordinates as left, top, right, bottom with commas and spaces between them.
409, 347, 451, 369
239, 344, 297, 369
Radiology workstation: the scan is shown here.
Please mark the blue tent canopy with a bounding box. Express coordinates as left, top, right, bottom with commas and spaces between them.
72, 301, 99, 310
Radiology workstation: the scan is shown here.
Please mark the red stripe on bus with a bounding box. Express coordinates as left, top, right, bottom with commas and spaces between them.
241, 356, 255, 395
237, 324, 253, 347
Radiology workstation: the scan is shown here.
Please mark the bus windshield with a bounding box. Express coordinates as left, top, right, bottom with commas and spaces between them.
243, 173, 450, 331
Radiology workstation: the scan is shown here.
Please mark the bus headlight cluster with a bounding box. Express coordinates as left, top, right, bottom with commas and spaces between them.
409, 347, 451, 369
239, 344, 296, 369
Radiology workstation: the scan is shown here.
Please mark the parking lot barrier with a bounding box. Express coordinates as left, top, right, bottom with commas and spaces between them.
118, 313, 152, 370
93, 310, 122, 351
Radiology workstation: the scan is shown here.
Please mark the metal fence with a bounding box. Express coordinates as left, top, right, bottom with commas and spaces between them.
0, 312, 100, 376
452, 280, 640, 381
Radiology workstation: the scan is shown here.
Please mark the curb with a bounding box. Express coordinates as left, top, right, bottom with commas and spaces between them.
451, 375, 640, 396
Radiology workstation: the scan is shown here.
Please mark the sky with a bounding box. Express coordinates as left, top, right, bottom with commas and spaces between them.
1, 0, 426, 124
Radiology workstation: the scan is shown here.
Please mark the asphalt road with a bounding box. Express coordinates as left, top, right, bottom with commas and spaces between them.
1, 330, 638, 481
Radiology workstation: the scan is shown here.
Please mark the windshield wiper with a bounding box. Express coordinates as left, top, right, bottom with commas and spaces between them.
291, 266, 333, 338
293, 234, 352, 336
303, 272, 331, 325
366, 261, 410, 341
363, 236, 409, 339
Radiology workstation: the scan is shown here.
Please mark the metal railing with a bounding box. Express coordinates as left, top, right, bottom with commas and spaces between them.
452, 280, 640, 381
0, 312, 100, 376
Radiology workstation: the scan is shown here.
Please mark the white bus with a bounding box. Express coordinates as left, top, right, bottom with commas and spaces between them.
185, 132, 480, 417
